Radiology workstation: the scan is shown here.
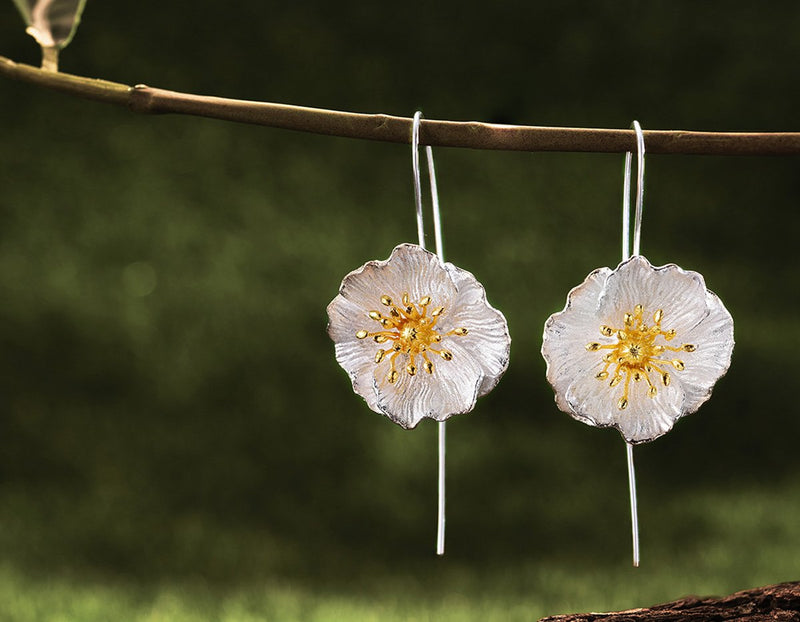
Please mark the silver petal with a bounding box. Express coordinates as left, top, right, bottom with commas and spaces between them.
542, 255, 734, 443
328, 243, 510, 427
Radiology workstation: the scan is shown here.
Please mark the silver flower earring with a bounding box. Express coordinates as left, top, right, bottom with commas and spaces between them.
327, 112, 511, 554
541, 121, 734, 566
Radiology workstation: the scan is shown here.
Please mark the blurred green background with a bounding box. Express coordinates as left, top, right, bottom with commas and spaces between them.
1, 2, 799, 620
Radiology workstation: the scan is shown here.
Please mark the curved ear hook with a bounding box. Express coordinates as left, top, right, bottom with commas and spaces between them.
411, 111, 444, 261
411, 111, 447, 556
622, 120, 646, 568
622, 120, 646, 261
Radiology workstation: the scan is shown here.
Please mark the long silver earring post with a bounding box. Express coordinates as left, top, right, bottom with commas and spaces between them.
412, 111, 447, 556
622, 120, 646, 567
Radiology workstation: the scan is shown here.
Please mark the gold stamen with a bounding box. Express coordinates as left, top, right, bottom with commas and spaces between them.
617, 371, 633, 409
362, 293, 468, 383
624, 313, 634, 327
585, 304, 693, 409
643, 372, 657, 398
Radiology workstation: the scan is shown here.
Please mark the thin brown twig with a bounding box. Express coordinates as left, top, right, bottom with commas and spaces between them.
2, 55, 800, 156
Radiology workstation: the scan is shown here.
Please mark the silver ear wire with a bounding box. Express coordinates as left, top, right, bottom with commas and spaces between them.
622, 120, 646, 568
622, 120, 646, 260
411, 111, 447, 555
412, 111, 426, 248
411, 112, 444, 261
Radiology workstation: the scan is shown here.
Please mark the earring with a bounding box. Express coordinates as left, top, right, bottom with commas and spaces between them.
541, 121, 734, 566
327, 112, 511, 555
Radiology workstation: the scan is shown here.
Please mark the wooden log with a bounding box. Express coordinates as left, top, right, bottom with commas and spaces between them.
540, 581, 800, 621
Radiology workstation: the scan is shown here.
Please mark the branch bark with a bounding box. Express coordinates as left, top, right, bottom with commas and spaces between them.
3, 55, 800, 156
540, 581, 800, 621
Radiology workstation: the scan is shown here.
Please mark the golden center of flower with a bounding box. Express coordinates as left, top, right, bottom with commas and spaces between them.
355, 293, 468, 383
586, 304, 696, 410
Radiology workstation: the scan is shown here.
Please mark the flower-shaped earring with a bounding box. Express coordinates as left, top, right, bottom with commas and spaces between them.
541, 122, 734, 566
327, 112, 511, 554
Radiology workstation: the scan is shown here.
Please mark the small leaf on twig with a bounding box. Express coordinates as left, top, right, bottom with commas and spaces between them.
12, 0, 87, 70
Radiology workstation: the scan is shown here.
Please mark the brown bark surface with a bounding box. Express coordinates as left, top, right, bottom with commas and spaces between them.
540, 581, 800, 621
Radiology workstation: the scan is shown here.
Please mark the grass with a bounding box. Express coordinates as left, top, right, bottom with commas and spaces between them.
0, 483, 798, 621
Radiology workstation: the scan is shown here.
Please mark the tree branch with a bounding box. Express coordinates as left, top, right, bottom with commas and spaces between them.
539, 581, 800, 621
3, 55, 800, 156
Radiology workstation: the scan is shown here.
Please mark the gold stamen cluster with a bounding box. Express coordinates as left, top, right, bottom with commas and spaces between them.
586, 304, 696, 410
356, 293, 468, 384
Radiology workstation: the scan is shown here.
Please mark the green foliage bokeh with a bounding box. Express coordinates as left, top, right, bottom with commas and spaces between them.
0, 1, 799, 619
